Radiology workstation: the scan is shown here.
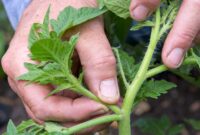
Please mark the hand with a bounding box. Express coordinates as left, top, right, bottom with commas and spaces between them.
129, 0, 200, 68
1, 0, 119, 133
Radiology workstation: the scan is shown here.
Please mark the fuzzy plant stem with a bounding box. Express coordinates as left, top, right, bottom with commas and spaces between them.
64, 114, 122, 135
145, 57, 196, 79
70, 77, 121, 114
119, 9, 161, 135
79, 86, 121, 114
145, 57, 200, 87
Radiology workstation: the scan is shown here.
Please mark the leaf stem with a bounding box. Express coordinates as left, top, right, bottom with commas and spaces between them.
74, 82, 121, 114
146, 65, 167, 78
64, 114, 122, 135
145, 57, 196, 79
113, 48, 129, 88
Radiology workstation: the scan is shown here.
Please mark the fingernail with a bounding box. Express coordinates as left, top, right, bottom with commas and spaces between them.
100, 78, 119, 99
167, 48, 185, 67
91, 109, 108, 116
133, 5, 149, 20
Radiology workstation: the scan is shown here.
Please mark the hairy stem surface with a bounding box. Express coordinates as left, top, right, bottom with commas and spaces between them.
64, 114, 122, 135
119, 9, 161, 135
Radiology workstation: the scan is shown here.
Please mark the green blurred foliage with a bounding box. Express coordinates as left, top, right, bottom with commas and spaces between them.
0, 1, 14, 78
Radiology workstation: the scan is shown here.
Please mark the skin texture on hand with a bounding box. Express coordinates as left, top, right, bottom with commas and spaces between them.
130, 0, 200, 68
1, 0, 119, 133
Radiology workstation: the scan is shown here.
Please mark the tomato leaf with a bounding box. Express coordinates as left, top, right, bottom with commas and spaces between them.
29, 7, 51, 48
6, 120, 17, 135
50, 6, 107, 37
185, 119, 200, 131
103, 0, 130, 19
136, 80, 176, 102
134, 116, 184, 135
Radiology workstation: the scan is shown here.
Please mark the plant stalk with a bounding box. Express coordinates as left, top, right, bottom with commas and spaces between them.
119, 9, 161, 135
74, 82, 121, 114
64, 114, 122, 135
145, 57, 196, 79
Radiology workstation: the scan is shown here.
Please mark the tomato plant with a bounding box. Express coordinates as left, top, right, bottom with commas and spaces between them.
4, 0, 200, 134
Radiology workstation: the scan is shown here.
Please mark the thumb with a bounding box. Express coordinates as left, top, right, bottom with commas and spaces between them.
76, 19, 120, 104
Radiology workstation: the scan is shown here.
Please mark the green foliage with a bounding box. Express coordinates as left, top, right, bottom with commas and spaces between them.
0, 2, 13, 78
4, 120, 47, 135
5, 0, 195, 135
191, 47, 200, 68
0, 32, 5, 58
185, 119, 200, 131
28, 7, 51, 48
102, 0, 130, 19
131, 0, 179, 40
114, 48, 135, 85
170, 47, 200, 88
104, 12, 132, 46
131, 21, 154, 31
20, 6, 107, 97
134, 116, 184, 135
135, 80, 176, 102
17, 36, 79, 95
6, 120, 17, 135
50, 6, 107, 37
0, 32, 6, 77
29, 6, 106, 47
114, 48, 138, 96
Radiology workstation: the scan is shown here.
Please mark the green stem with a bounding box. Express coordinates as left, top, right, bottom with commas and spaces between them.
64, 114, 122, 135
75, 83, 121, 114
119, 9, 161, 135
146, 65, 167, 78
113, 48, 129, 88
145, 57, 196, 79
118, 113, 131, 135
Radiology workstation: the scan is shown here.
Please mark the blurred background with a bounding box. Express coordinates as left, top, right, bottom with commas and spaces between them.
0, 1, 200, 135
0, 1, 28, 134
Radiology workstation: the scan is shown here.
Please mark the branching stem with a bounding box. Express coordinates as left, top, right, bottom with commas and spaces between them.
119, 9, 161, 135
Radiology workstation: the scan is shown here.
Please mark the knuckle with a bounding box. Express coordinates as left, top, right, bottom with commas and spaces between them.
86, 55, 116, 70
176, 31, 195, 45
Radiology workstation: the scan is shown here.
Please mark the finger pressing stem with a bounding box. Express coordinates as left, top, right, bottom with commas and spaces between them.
162, 0, 200, 68
129, 0, 160, 21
